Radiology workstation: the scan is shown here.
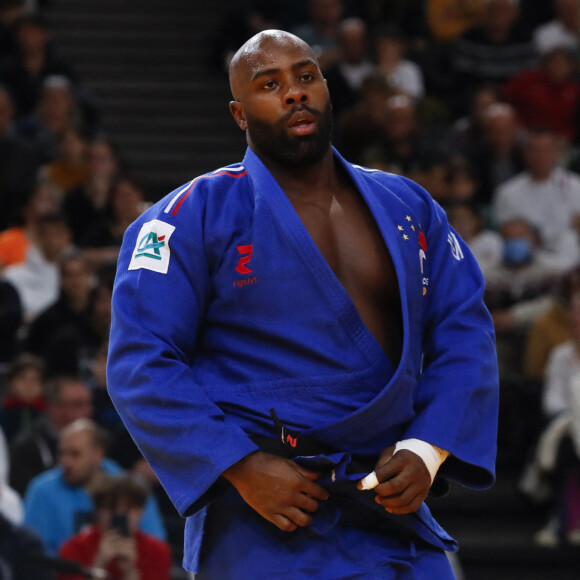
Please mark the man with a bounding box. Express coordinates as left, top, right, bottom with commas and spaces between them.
58, 475, 172, 580
9, 374, 92, 495
22, 418, 166, 556
107, 30, 498, 578
492, 127, 580, 270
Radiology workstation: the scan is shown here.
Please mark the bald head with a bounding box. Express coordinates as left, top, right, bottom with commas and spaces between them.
229, 30, 319, 102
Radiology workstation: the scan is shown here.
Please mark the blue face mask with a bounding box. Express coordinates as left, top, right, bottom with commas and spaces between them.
503, 237, 533, 266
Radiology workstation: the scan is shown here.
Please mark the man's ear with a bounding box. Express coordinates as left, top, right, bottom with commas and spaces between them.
229, 101, 247, 131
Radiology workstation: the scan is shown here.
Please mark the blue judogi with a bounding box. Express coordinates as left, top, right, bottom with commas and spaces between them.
107, 147, 499, 577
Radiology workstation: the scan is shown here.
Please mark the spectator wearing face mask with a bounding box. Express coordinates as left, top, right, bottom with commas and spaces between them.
484, 217, 564, 378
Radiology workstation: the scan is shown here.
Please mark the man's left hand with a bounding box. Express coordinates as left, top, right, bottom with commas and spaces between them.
370, 445, 431, 514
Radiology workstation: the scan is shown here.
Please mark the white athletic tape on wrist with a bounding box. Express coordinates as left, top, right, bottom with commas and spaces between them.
394, 438, 445, 483
359, 471, 379, 490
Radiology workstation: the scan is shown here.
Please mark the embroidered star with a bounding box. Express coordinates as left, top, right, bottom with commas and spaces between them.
411, 225, 415, 231
398, 225, 404, 231
405, 215, 412, 222
403, 234, 409, 241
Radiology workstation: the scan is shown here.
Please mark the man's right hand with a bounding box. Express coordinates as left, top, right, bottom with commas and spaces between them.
222, 451, 329, 532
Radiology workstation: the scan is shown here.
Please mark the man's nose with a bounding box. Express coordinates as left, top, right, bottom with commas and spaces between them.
285, 83, 308, 106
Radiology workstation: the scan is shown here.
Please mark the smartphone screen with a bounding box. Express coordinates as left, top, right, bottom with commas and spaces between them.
110, 514, 130, 537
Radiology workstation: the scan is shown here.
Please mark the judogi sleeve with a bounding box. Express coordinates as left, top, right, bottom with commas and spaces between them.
399, 177, 499, 489
106, 183, 259, 517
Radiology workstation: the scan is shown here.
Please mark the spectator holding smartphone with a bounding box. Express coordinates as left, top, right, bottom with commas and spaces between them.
58, 474, 171, 580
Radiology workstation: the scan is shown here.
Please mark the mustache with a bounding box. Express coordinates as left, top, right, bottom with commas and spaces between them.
281, 104, 322, 123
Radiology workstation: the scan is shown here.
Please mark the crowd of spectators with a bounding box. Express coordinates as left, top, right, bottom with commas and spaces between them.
0, 0, 579, 576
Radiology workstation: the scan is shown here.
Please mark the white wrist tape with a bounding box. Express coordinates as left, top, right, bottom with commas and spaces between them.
394, 438, 446, 483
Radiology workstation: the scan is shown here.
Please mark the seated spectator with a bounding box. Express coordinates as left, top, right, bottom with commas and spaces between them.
0, 83, 39, 232
41, 125, 89, 192
58, 474, 172, 580
2, 212, 73, 322
62, 137, 121, 246
452, 0, 537, 114
0, 510, 52, 579
503, 45, 580, 144
24, 250, 99, 375
492, 127, 580, 269
23, 419, 166, 556
18, 74, 85, 164
0, 13, 78, 118
469, 102, 526, 205
335, 72, 394, 164
484, 217, 564, 377
9, 374, 92, 495
79, 173, 149, 271
426, 0, 485, 43
291, 0, 345, 70
324, 18, 374, 118
533, 0, 580, 56
447, 200, 503, 272
442, 83, 501, 161
373, 24, 425, 100
524, 266, 580, 383
0, 173, 62, 270
0, 353, 45, 443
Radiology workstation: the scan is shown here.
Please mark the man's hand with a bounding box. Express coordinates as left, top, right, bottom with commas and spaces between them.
359, 445, 432, 514
222, 451, 329, 532
94, 530, 138, 578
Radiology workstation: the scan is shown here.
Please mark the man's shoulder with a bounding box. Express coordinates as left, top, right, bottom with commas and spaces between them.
25, 466, 63, 493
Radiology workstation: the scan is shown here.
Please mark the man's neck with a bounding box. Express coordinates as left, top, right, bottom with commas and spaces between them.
257, 148, 340, 202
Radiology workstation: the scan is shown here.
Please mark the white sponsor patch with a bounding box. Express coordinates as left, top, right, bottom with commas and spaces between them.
128, 219, 176, 274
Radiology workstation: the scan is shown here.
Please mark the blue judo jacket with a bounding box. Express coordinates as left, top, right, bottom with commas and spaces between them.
107, 147, 499, 571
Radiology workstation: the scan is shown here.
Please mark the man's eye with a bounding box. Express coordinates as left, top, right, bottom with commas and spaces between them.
262, 80, 277, 89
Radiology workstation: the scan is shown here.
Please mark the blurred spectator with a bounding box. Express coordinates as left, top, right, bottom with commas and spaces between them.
23, 418, 166, 556
470, 102, 525, 204
443, 84, 501, 160
0, 510, 51, 580
484, 217, 564, 375
24, 250, 98, 376
374, 24, 425, 100
447, 200, 503, 271
42, 125, 89, 192
292, 0, 345, 70
426, 0, 485, 43
335, 72, 393, 164
58, 475, 171, 580
0, 279, 22, 365
62, 137, 121, 246
0, 83, 38, 232
1, 212, 73, 322
452, 0, 537, 114
443, 156, 482, 203
0, 13, 78, 118
0, 353, 45, 443
9, 374, 92, 495
533, 0, 580, 56
324, 17, 373, 118
524, 266, 580, 383
503, 45, 580, 144
363, 94, 435, 176
0, 174, 62, 270
18, 74, 84, 164
79, 173, 149, 271
492, 127, 580, 269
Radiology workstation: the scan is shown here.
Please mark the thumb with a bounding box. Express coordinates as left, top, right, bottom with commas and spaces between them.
297, 467, 321, 481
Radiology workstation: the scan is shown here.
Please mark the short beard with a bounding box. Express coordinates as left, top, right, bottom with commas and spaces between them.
246, 100, 333, 168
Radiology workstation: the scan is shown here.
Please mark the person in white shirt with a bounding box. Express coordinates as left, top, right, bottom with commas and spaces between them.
492, 127, 580, 270
533, 0, 580, 56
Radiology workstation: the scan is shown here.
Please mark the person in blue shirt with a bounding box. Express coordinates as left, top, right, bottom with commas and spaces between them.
23, 418, 165, 556
107, 30, 499, 578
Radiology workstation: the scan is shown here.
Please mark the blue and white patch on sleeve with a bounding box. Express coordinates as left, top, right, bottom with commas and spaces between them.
128, 219, 176, 274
